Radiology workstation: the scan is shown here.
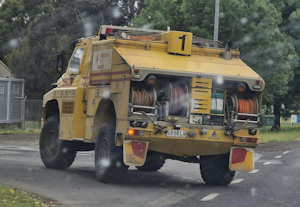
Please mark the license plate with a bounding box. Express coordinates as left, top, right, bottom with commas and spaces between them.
166, 130, 187, 138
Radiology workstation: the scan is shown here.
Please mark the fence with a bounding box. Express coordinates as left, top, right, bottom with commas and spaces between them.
25, 99, 43, 125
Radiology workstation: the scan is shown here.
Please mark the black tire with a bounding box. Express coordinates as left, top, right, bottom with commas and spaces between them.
135, 156, 165, 172
95, 121, 128, 183
200, 153, 235, 186
39, 115, 77, 169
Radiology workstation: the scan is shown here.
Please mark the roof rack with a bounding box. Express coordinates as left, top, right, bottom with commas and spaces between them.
98, 25, 166, 36
98, 25, 225, 48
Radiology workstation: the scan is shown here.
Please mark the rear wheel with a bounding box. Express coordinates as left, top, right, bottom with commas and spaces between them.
200, 153, 235, 185
95, 121, 128, 183
136, 154, 165, 172
39, 115, 77, 169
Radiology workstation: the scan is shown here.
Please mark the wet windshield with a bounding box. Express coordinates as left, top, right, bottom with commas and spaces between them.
69, 48, 84, 73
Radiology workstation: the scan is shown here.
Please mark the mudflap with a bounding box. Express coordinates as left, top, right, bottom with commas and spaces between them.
123, 140, 149, 166
229, 147, 254, 172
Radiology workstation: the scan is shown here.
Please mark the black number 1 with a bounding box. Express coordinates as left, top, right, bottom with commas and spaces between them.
179, 35, 186, 51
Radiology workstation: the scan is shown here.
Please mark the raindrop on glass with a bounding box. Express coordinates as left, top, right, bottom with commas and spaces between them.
8, 39, 19, 49
62, 147, 68, 153
99, 158, 110, 168
216, 76, 224, 85
240, 17, 248, 25
267, 60, 274, 65
250, 187, 257, 196
112, 7, 121, 19
103, 89, 110, 98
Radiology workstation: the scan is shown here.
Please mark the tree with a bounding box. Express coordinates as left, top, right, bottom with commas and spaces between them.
116, 0, 146, 25
271, 0, 300, 117
133, 0, 297, 129
2, 0, 147, 96
0, 0, 27, 60
288, 9, 300, 112
132, 0, 185, 30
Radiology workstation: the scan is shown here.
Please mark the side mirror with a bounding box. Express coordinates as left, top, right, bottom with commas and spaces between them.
56, 53, 64, 73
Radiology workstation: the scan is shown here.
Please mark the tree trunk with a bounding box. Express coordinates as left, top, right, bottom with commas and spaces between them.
294, 103, 299, 113
273, 102, 281, 130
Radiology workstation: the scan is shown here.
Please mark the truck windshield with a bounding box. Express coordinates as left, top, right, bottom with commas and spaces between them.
69, 48, 84, 73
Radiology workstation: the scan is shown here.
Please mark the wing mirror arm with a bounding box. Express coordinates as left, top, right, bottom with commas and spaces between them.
56, 53, 64, 74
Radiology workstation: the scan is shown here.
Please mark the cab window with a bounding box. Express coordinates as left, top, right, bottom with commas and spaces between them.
69, 48, 84, 73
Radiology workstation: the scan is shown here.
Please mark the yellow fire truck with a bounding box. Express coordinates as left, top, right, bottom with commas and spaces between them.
40, 25, 264, 185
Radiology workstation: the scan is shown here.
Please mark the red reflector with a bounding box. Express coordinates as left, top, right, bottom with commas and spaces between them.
105, 28, 113, 34
134, 130, 143, 135
256, 79, 261, 84
131, 141, 146, 159
247, 138, 257, 143
134, 69, 140, 73
231, 148, 247, 164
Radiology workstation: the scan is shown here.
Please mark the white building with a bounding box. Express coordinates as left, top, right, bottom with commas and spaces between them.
0, 60, 14, 78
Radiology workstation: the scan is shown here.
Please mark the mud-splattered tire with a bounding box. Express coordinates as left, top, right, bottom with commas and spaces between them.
40, 115, 77, 169
136, 156, 165, 172
200, 153, 235, 185
95, 121, 128, 183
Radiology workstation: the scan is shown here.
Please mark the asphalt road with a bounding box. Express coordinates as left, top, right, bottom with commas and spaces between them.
0, 134, 300, 207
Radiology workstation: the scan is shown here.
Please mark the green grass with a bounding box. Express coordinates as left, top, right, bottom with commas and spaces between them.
280, 117, 291, 124
0, 121, 41, 134
259, 124, 300, 143
0, 185, 45, 207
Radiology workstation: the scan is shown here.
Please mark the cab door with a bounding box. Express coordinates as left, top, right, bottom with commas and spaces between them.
59, 46, 86, 140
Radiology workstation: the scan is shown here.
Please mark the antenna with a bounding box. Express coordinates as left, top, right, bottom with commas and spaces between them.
214, 0, 220, 41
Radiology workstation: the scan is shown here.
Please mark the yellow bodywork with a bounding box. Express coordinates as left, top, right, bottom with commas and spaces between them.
166, 31, 193, 55
114, 40, 262, 80
125, 123, 258, 157
42, 27, 264, 172
190, 78, 212, 114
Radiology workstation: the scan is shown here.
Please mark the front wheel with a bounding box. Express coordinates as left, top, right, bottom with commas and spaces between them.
95, 121, 128, 183
39, 115, 77, 169
200, 153, 235, 185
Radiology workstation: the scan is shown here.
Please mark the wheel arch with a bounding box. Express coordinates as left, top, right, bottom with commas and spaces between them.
43, 99, 60, 121
92, 98, 117, 142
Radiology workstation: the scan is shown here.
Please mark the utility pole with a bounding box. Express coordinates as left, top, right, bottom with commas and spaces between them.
214, 0, 220, 41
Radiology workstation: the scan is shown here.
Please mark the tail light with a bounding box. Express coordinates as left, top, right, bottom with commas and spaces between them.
241, 137, 257, 143
105, 28, 113, 34
127, 129, 144, 136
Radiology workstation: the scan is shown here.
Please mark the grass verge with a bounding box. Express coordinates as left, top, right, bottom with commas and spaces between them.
0, 121, 41, 134
0, 184, 45, 207
259, 125, 300, 143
